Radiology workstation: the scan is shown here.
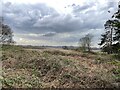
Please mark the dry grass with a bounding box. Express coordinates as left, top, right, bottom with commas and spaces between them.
1, 45, 120, 88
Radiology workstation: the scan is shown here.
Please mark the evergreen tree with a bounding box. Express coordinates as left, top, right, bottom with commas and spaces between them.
99, 2, 120, 54
0, 17, 15, 44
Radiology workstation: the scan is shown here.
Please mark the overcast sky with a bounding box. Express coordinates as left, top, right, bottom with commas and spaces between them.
2, 0, 119, 47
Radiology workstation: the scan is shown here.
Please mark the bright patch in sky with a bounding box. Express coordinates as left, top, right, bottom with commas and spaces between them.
3, 0, 84, 14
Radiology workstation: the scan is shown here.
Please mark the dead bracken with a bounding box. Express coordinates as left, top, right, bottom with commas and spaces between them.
1, 45, 120, 88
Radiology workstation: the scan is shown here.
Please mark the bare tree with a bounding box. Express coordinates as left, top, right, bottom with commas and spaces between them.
79, 34, 93, 52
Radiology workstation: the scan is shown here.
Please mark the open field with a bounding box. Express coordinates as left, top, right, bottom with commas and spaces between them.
1, 45, 120, 88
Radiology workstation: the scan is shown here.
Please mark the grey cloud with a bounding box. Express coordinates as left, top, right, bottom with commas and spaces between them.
2, 1, 118, 46
100, 1, 116, 11
71, 3, 94, 13
3, 2, 106, 35
43, 32, 56, 37
0, 1, 2, 16
34, 13, 103, 34
3, 2, 58, 33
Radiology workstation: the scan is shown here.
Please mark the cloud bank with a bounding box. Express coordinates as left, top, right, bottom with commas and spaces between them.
2, 0, 118, 47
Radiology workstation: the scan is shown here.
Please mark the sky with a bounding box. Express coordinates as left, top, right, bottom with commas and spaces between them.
1, 0, 119, 47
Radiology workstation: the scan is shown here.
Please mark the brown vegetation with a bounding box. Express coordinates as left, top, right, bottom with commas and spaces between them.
1, 45, 120, 88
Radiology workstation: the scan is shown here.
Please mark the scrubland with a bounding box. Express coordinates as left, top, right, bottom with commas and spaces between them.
1, 45, 120, 88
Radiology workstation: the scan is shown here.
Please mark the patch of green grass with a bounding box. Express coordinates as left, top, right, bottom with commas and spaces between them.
112, 54, 120, 60
2, 45, 23, 51
31, 69, 42, 78
42, 52, 50, 58
51, 62, 61, 71
3, 78, 14, 88
108, 60, 120, 66
112, 68, 120, 83
95, 56, 107, 64
62, 59, 73, 65
3, 73, 43, 88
